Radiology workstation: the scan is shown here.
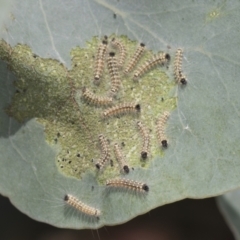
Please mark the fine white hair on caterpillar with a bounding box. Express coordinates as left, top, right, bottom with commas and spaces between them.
124, 42, 146, 74
64, 194, 101, 219
106, 178, 149, 193
94, 37, 108, 84
133, 52, 170, 80
174, 48, 187, 85
82, 87, 113, 106
113, 143, 130, 174
107, 52, 121, 96
156, 111, 170, 148
102, 102, 141, 118
137, 121, 150, 159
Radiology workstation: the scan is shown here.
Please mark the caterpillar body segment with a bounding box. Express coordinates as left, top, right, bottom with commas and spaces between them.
124, 43, 146, 74
98, 134, 110, 155
111, 38, 127, 68
107, 52, 121, 96
64, 194, 101, 219
133, 53, 170, 80
157, 111, 170, 148
96, 134, 110, 170
102, 102, 141, 118
94, 38, 108, 84
95, 154, 109, 170
113, 143, 129, 173
174, 48, 187, 85
82, 87, 113, 106
106, 178, 149, 193
137, 121, 150, 159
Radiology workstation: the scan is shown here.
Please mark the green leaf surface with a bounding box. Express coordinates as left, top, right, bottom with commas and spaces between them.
1, 0, 240, 229
217, 191, 240, 240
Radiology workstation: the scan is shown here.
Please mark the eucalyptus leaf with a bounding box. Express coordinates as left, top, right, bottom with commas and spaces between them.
217, 190, 240, 240
1, 0, 240, 229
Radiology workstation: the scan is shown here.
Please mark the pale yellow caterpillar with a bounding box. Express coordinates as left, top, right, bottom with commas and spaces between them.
107, 52, 121, 96
124, 43, 146, 74
96, 134, 110, 169
64, 194, 101, 219
111, 38, 127, 68
133, 53, 170, 80
157, 111, 170, 148
94, 38, 108, 83
102, 102, 141, 118
137, 121, 150, 159
174, 48, 187, 85
106, 178, 149, 193
113, 143, 129, 173
82, 87, 113, 106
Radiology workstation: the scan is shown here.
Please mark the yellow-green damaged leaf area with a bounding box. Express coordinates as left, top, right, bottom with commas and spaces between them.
0, 35, 176, 183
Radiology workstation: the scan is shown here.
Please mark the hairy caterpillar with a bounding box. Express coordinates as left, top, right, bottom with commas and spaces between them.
96, 134, 110, 169
106, 178, 149, 192
102, 103, 141, 118
94, 37, 108, 83
133, 53, 170, 80
137, 121, 150, 159
64, 194, 101, 219
107, 52, 121, 96
174, 48, 187, 85
98, 134, 109, 155
157, 111, 170, 148
111, 38, 127, 68
113, 143, 129, 173
124, 43, 146, 74
95, 154, 109, 170
82, 87, 113, 106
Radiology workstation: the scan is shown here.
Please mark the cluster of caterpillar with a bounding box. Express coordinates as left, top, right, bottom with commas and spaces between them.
82, 87, 113, 106
107, 52, 121, 96
102, 102, 141, 118
133, 53, 170, 80
137, 121, 150, 159
94, 36, 108, 84
110, 38, 126, 68
95, 134, 111, 170
64, 194, 101, 219
174, 48, 187, 85
106, 178, 149, 193
156, 111, 170, 148
113, 143, 130, 173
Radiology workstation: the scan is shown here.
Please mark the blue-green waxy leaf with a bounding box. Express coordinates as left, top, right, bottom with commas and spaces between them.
217, 191, 240, 240
1, 0, 240, 229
